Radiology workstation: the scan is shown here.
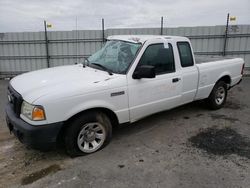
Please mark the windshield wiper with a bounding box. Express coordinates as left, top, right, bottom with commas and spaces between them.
90, 63, 113, 75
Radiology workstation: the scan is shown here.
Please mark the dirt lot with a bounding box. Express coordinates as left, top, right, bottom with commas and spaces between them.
0, 78, 250, 188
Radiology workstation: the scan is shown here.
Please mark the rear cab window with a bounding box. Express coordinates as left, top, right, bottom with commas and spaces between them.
177, 42, 194, 67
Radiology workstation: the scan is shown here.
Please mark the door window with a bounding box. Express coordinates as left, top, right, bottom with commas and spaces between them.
177, 42, 194, 67
137, 43, 175, 75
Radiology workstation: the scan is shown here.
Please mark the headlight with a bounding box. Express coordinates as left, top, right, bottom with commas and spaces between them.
21, 101, 46, 121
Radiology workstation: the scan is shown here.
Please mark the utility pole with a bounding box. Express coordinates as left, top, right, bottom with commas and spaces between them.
223, 13, 230, 56
44, 20, 50, 67
160, 16, 163, 35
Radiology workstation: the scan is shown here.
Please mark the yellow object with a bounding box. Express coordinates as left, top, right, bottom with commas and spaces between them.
32, 107, 46, 121
46, 23, 52, 28
230, 16, 236, 21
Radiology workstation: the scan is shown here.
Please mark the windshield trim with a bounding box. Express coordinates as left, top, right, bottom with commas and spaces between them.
106, 39, 142, 45
124, 41, 144, 75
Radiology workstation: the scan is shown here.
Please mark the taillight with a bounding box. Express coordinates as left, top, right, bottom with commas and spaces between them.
241, 63, 245, 75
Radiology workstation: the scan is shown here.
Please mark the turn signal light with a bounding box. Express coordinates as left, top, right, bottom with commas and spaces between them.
32, 107, 46, 121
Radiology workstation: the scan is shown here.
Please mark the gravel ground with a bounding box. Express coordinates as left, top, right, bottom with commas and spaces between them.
0, 78, 250, 188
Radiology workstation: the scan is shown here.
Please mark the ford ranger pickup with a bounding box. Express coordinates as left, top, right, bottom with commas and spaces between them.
5, 35, 244, 156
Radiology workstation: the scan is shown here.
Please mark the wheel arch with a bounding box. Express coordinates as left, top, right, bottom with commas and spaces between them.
216, 74, 231, 85
57, 107, 119, 143
65, 107, 119, 127
207, 75, 231, 98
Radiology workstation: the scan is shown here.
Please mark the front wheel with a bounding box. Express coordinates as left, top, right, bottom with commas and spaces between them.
206, 81, 228, 110
65, 111, 112, 157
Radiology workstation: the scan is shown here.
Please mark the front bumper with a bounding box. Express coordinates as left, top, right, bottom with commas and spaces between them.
5, 103, 63, 150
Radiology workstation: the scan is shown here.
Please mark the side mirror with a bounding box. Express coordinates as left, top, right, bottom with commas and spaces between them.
132, 65, 156, 79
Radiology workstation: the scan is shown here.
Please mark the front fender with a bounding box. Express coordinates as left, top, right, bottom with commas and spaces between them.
65, 99, 117, 121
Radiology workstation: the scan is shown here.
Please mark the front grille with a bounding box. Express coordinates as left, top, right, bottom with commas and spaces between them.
7, 84, 23, 117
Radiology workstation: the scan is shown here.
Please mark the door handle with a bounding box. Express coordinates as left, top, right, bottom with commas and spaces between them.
172, 78, 181, 83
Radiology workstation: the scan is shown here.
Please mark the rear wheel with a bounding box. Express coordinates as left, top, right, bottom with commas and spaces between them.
206, 81, 228, 110
65, 111, 112, 157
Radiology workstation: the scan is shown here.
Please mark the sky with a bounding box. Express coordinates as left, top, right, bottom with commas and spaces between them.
0, 0, 249, 32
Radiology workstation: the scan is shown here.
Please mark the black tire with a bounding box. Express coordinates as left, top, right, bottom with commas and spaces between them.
64, 111, 112, 157
206, 81, 228, 110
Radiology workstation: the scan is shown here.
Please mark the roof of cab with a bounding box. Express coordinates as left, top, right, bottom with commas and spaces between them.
107, 35, 188, 44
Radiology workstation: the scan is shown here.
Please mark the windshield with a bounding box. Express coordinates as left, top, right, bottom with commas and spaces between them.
87, 40, 142, 74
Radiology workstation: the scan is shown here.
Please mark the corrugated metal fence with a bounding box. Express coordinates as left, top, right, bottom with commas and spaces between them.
0, 25, 250, 78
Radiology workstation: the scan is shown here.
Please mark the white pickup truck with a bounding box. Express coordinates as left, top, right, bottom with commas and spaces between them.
5, 35, 244, 156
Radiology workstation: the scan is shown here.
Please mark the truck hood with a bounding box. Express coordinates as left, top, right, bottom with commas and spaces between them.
10, 64, 125, 103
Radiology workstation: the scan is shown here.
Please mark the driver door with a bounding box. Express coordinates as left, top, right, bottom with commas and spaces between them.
127, 42, 182, 122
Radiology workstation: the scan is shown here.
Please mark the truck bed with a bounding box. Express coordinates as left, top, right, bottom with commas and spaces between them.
194, 55, 243, 101
195, 56, 235, 64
